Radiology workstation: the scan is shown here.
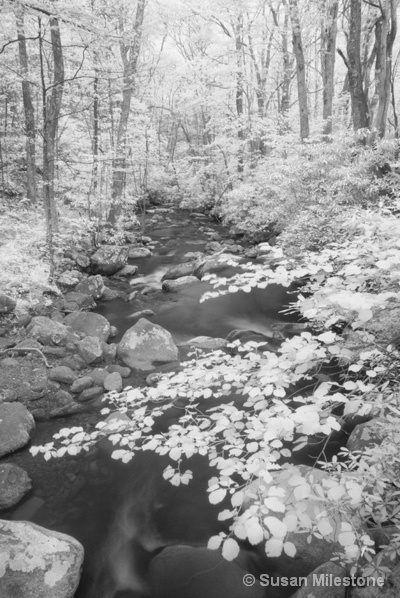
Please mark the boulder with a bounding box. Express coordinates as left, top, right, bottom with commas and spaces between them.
101, 286, 127, 301
106, 364, 131, 378
64, 312, 111, 342
62, 292, 96, 312
78, 386, 103, 403
26, 317, 70, 346
70, 376, 93, 394
127, 246, 152, 259
90, 245, 129, 275
162, 276, 199, 292
112, 265, 138, 278
0, 520, 84, 598
148, 545, 265, 598
184, 336, 228, 350
291, 562, 348, 598
77, 336, 104, 364
103, 372, 123, 392
57, 270, 83, 288
102, 342, 117, 364
73, 252, 90, 269
49, 366, 77, 385
161, 262, 198, 281
74, 275, 105, 300
89, 368, 108, 386
0, 293, 16, 314
205, 241, 223, 253
0, 464, 32, 510
347, 418, 386, 453
0, 403, 35, 457
49, 403, 86, 418
117, 318, 179, 371
193, 254, 241, 279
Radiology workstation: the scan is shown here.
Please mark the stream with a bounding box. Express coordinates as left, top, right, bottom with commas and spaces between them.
3, 208, 349, 598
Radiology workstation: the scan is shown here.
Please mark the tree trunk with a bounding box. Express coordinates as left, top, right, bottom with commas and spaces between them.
288, 0, 309, 141
346, 0, 370, 132
15, 6, 37, 202
235, 13, 245, 175
371, 0, 398, 139
39, 16, 64, 278
108, 0, 146, 224
321, 0, 339, 138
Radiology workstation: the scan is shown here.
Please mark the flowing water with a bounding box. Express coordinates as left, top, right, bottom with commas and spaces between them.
3, 209, 349, 598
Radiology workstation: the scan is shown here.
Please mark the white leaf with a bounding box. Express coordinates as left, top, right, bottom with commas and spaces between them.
265, 538, 284, 557
358, 309, 373, 322
208, 535, 223, 550
317, 331, 336, 344
283, 541, 296, 557
263, 516, 287, 539
222, 538, 240, 560
245, 518, 264, 545
317, 518, 334, 537
231, 491, 244, 507
263, 496, 286, 513
209, 488, 227, 504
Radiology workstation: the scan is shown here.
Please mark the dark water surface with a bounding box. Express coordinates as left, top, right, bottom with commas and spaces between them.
4, 209, 338, 598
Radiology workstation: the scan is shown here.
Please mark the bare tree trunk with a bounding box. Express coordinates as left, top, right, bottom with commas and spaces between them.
235, 13, 245, 175
108, 0, 146, 224
39, 16, 64, 278
16, 6, 37, 202
371, 0, 398, 139
321, 0, 339, 138
288, 0, 309, 141
346, 0, 370, 132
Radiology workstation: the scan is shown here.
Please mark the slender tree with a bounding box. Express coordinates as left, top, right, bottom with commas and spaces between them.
321, 0, 339, 138
287, 0, 309, 140
15, 5, 37, 202
108, 0, 146, 224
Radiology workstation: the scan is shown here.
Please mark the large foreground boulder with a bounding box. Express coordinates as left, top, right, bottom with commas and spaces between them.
90, 245, 128, 275
64, 311, 111, 342
0, 520, 84, 598
117, 318, 179, 371
148, 545, 265, 598
0, 402, 35, 457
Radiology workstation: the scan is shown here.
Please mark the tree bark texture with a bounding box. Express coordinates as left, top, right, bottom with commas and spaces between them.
108, 0, 146, 224
346, 0, 370, 132
321, 0, 339, 137
16, 6, 37, 202
288, 0, 309, 141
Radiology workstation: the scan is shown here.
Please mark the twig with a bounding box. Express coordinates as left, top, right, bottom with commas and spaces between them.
0, 347, 53, 368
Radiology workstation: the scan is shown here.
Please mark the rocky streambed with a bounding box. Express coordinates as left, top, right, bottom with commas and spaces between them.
0, 208, 388, 598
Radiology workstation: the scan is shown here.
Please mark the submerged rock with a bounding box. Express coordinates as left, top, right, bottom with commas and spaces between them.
0, 464, 32, 510
0, 402, 35, 457
0, 520, 84, 598
117, 318, 179, 371
184, 336, 228, 350
291, 562, 348, 598
162, 276, 199, 292
161, 262, 198, 281
127, 246, 153, 259
64, 311, 111, 342
90, 245, 128, 275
